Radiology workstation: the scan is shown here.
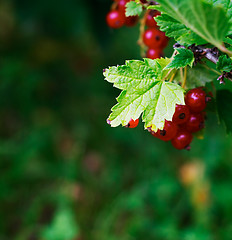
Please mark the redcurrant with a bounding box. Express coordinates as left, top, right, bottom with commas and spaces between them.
185, 87, 206, 112
183, 112, 204, 133
172, 104, 190, 125
143, 28, 167, 49
146, 48, 163, 59
127, 118, 139, 128
145, 10, 160, 28
152, 120, 178, 141
171, 130, 193, 150
106, 10, 125, 29
125, 15, 139, 27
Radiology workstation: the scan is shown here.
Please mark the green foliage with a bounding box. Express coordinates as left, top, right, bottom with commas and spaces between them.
41, 206, 79, 240
166, 48, 195, 69
174, 64, 217, 89
216, 55, 232, 72
206, 0, 232, 34
104, 59, 185, 131
224, 36, 232, 45
125, 1, 143, 16
151, 0, 230, 49
155, 14, 205, 46
217, 89, 232, 133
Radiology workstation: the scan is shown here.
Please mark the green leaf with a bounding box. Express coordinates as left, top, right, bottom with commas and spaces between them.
155, 14, 206, 46
217, 89, 232, 134
125, 1, 143, 17
174, 64, 217, 89
217, 55, 232, 72
224, 37, 232, 45
206, 0, 232, 34
144, 57, 172, 80
150, 0, 230, 49
104, 59, 185, 131
166, 48, 194, 69
41, 206, 79, 240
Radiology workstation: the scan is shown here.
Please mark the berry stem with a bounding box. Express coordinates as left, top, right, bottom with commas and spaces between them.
182, 67, 187, 89
163, 68, 174, 81
111, 1, 118, 10
137, 12, 147, 57
180, 67, 184, 84
169, 70, 177, 82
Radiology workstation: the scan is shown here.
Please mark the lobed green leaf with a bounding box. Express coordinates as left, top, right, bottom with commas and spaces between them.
104, 59, 185, 131
151, 0, 230, 49
155, 14, 205, 46
166, 48, 195, 69
125, 1, 143, 17
217, 55, 232, 72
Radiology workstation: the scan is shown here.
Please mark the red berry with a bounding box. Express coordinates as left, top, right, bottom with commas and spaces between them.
146, 48, 163, 59
143, 28, 167, 49
171, 130, 193, 150
159, 34, 169, 49
185, 88, 206, 112
106, 10, 125, 29
125, 15, 139, 27
152, 120, 178, 141
172, 104, 190, 125
145, 10, 160, 28
183, 112, 204, 133
127, 118, 139, 128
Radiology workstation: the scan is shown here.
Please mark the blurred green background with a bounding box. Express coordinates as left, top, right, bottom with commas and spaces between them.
0, 0, 232, 239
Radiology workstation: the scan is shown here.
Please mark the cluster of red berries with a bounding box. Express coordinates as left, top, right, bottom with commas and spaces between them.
143, 9, 169, 59
106, 0, 169, 59
106, 0, 138, 29
126, 87, 209, 150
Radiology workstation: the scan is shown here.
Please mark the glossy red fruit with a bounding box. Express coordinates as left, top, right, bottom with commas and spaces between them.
152, 120, 178, 141
145, 10, 161, 28
106, 10, 125, 29
143, 28, 167, 49
159, 34, 169, 48
171, 130, 193, 150
172, 104, 190, 125
125, 15, 139, 27
185, 88, 206, 112
146, 48, 163, 59
183, 112, 204, 133
127, 118, 139, 128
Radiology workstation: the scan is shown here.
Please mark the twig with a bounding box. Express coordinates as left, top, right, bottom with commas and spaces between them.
164, 68, 173, 80
169, 71, 176, 82
182, 67, 187, 88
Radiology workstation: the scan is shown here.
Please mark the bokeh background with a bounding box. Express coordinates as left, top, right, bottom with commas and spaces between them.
1, 0, 232, 239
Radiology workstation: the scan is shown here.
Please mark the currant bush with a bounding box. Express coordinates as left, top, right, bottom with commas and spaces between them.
104, 0, 232, 151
